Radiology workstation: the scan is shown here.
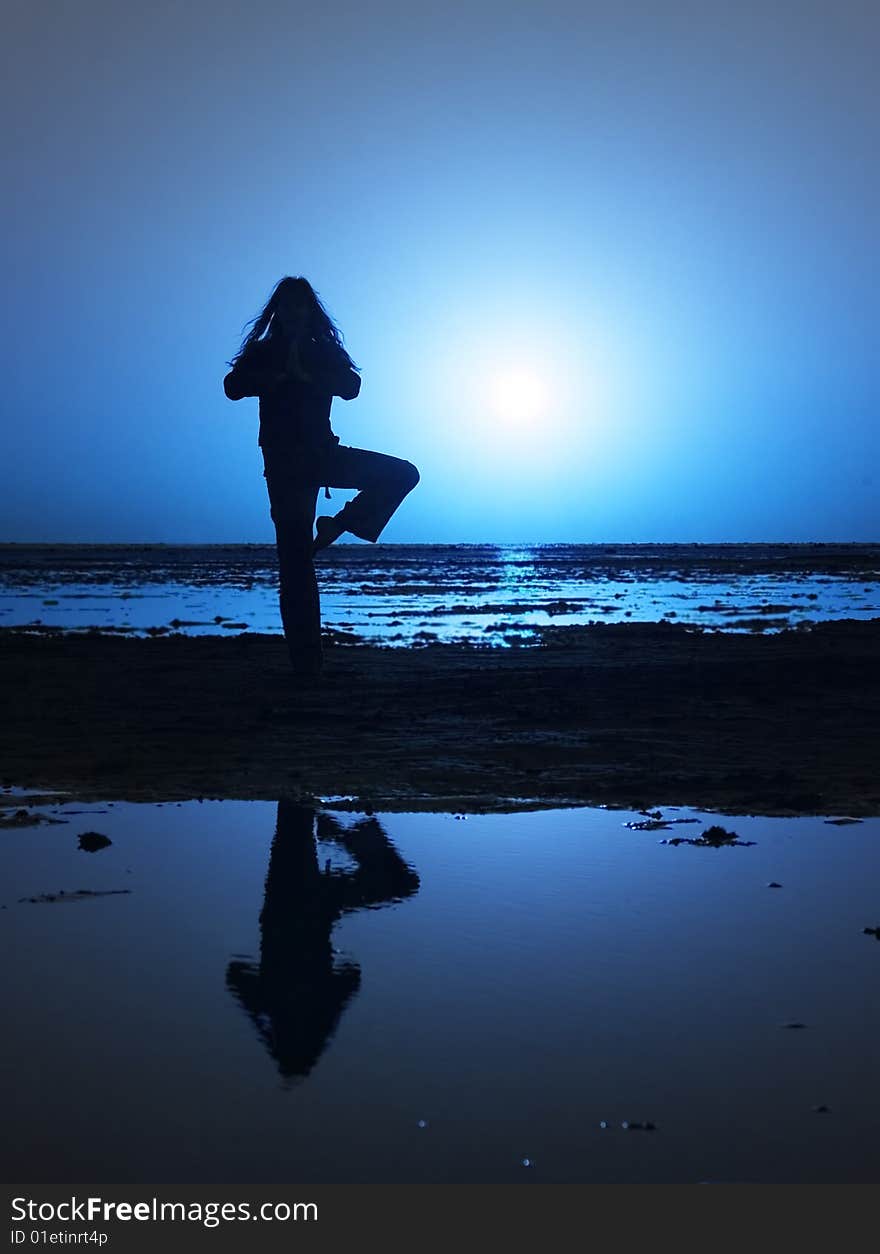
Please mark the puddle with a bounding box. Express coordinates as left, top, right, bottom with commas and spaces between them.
1, 800, 879, 1183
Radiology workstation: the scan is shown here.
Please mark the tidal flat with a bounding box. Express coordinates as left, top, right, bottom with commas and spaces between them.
2, 542, 878, 643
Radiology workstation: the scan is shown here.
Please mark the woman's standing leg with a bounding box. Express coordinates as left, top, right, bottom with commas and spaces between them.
314, 445, 420, 547
263, 459, 322, 673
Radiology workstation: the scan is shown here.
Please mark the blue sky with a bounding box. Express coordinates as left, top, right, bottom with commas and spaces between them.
3, 0, 877, 542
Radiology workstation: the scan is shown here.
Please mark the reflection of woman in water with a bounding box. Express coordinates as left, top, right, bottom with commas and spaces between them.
226, 802, 420, 1082
224, 277, 419, 676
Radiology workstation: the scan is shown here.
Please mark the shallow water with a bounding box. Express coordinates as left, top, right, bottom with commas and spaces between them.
1, 543, 878, 643
2, 795, 879, 1183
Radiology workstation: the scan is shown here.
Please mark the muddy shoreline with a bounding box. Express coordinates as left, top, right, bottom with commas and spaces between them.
2, 620, 878, 814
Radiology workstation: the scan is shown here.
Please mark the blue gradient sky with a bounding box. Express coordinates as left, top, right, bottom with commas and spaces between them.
3, 1, 877, 542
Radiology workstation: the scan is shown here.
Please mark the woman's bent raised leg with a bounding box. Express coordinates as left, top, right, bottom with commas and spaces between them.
315, 445, 420, 548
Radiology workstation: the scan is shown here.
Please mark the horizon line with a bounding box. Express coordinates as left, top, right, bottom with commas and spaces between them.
1, 539, 878, 549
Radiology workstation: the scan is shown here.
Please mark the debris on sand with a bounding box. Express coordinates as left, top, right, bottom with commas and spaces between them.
0, 808, 67, 829
700, 825, 739, 843
18, 889, 132, 904
660, 824, 755, 848
77, 831, 113, 852
624, 810, 701, 831
168, 618, 213, 629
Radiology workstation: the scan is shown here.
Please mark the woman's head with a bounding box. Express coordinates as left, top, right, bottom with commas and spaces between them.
231, 276, 356, 368
273, 277, 312, 337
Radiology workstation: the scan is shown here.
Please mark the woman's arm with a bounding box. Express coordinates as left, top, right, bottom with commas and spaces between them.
306, 341, 361, 400
224, 341, 361, 401
223, 359, 287, 400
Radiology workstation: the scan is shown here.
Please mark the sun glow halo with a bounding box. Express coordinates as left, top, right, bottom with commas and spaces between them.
488, 367, 550, 425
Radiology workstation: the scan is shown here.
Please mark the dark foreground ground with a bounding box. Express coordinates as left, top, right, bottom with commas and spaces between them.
2, 620, 878, 813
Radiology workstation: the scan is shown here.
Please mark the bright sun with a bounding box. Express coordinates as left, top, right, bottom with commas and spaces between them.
488, 367, 550, 425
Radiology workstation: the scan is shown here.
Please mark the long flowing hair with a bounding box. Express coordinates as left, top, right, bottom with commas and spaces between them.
229, 276, 358, 370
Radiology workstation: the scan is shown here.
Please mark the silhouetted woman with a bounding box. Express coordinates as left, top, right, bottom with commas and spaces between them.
224, 277, 419, 676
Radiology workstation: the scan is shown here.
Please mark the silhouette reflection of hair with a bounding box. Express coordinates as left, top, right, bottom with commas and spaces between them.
227, 801, 419, 1081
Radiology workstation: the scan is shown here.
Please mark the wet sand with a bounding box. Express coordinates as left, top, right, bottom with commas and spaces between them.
3, 542, 878, 641
2, 619, 878, 814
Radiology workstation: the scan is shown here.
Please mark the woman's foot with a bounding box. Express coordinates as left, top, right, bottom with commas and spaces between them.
313, 514, 346, 554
